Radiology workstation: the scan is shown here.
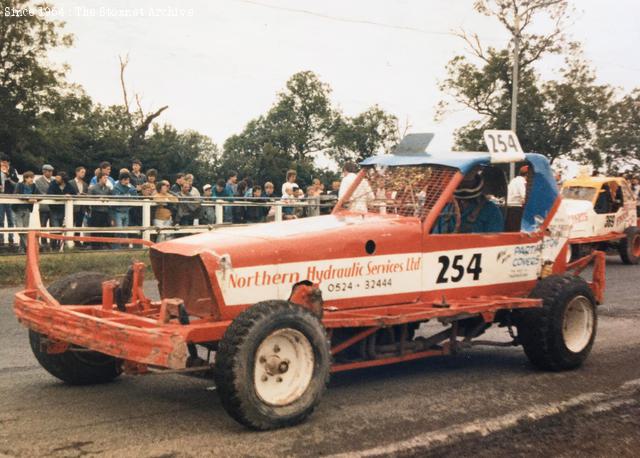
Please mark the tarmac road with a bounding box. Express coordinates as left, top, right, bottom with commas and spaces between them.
0, 257, 639, 457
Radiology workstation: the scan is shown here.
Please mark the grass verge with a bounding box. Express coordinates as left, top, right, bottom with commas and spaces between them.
0, 250, 152, 287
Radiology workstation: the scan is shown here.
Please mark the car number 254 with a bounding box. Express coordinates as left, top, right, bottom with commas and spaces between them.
436, 253, 483, 284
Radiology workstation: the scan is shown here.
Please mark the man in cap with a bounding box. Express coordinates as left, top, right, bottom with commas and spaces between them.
35, 164, 54, 249
434, 170, 504, 234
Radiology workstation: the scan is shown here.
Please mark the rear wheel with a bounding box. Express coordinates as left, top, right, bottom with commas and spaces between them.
29, 272, 122, 385
516, 274, 597, 371
619, 226, 640, 265
214, 301, 330, 430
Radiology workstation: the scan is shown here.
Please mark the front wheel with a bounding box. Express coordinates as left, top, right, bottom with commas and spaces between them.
214, 301, 330, 430
619, 226, 640, 265
30, 272, 122, 385
516, 274, 597, 371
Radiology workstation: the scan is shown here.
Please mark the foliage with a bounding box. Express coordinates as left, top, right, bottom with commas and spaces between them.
593, 89, 640, 173
437, 0, 637, 172
222, 71, 398, 189
332, 105, 399, 164
0, 0, 73, 168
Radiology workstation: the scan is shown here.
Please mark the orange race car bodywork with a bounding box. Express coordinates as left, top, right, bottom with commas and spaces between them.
14, 152, 606, 374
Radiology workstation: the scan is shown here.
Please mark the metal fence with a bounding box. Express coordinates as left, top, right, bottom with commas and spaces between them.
0, 194, 338, 250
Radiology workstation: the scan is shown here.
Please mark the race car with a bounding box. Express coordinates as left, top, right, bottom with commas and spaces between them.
560, 175, 640, 264
14, 132, 605, 430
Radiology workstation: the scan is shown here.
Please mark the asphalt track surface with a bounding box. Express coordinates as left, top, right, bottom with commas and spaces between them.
0, 257, 639, 457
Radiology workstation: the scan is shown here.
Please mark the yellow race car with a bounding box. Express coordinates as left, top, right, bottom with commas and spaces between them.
561, 175, 640, 263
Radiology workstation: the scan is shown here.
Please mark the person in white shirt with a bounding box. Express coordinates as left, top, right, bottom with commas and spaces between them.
281, 169, 298, 197
506, 165, 528, 231
338, 162, 374, 213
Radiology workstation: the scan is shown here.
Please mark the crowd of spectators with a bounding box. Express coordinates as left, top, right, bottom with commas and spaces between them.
0, 154, 343, 252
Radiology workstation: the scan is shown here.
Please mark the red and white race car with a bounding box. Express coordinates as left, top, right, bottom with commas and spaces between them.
560, 175, 640, 263
14, 131, 606, 430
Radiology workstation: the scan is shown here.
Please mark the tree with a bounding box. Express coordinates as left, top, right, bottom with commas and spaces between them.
332, 105, 399, 163
592, 89, 640, 173
0, 0, 73, 168
222, 71, 398, 189
436, 0, 618, 166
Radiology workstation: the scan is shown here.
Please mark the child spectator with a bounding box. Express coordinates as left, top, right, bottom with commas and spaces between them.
47, 171, 77, 250
88, 172, 112, 249
12, 171, 39, 253
201, 184, 215, 224
153, 180, 178, 242
146, 169, 158, 187
245, 185, 268, 223
90, 161, 115, 189
281, 169, 298, 197
212, 178, 233, 223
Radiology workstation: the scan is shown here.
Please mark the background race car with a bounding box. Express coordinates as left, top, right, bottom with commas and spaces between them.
560, 175, 640, 264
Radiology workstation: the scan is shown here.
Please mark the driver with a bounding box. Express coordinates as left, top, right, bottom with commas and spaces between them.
434, 171, 504, 234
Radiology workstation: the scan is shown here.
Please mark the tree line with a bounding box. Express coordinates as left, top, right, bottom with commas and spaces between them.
2, 0, 639, 186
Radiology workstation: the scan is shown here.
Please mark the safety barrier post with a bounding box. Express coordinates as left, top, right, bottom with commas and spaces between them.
142, 202, 151, 242
64, 199, 74, 249
215, 202, 224, 225
275, 204, 283, 222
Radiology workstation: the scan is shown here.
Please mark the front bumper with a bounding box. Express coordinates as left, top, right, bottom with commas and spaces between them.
15, 289, 189, 369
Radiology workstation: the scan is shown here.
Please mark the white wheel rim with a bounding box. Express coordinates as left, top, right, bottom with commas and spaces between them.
253, 328, 314, 407
562, 296, 594, 353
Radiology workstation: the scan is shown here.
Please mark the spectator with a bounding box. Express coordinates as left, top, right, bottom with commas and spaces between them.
88, 171, 112, 249
630, 176, 640, 201
244, 178, 254, 197
171, 173, 185, 194
506, 165, 528, 231
175, 181, 200, 226
90, 161, 116, 189
225, 171, 238, 195
313, 178, 325, 194
262, 181, 278, 221
327, 180, 341, 196
140, 182, 156, 197
35, 164, 54, 248
339, 162, 373, 212
153, 180, 178, 242
201, 184, 215, 224
47, 172, 77, 250
306, 184, 321, 217
212, 178, 233, 223
232, 181, 247, 223
0, 154, 19, 247
146, 169, 158, 187
282, 169, 298, 197
263, 181, 277, 199
245, 185, 268, 223
12, 171, 39, 253
185, 174, 200, 196
280, 185, 298, 220
68, 166, 89, 244
130, 159, 147, 191
111, 172, 137, 244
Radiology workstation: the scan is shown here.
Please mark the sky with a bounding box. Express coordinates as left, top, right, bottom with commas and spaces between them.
45, 0, 640, 156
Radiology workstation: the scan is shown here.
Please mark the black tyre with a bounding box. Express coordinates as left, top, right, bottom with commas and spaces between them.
214, 301, 330, 430
619, 226, 640, 265
29, 272, 122, 385
516, 274, 597, 371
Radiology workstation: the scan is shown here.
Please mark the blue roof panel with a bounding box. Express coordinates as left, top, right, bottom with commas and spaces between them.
360, 151, 492, 175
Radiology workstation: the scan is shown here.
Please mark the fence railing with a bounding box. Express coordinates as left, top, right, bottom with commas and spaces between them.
0, 194, 339, 249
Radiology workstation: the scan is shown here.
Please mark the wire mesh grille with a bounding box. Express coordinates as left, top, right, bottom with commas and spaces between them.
345, 165, 458, 219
